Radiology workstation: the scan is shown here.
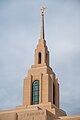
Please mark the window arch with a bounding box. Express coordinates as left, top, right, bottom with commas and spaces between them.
32, 80, 39, 105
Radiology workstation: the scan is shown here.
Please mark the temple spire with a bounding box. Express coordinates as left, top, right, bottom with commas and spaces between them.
40, 7, 45, 40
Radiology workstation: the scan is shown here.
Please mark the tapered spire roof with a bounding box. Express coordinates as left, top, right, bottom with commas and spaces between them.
40, 7, 45, 40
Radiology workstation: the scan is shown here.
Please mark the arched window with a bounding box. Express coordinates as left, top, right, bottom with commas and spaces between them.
53, 84, 55, 104
32, 80, 39, 105
38, 52, 41, 64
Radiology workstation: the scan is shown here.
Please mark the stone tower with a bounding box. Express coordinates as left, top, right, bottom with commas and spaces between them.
0, 7, 80, 120
1, 7, 77, 120
23, 7, 59, 108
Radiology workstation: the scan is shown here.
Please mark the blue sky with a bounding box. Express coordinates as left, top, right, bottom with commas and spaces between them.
0, 0, 80, 115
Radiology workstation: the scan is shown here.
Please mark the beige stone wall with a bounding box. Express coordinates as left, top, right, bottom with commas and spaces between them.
23, 76, 32, 105
42, 74, 49, 103
0, 105, 80, 120
0, 109, 56, 120
0, 112, 17, 120
17, 110, 47, 120
54, 78, 59, 108
23, 59, 60, 107
58, 115, 80, 120
48, 75, 53, 103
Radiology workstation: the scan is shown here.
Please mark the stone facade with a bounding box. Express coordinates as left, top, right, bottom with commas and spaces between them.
23, 39, 59, 108
0, 7, 80, 120
0, 107, 80, 120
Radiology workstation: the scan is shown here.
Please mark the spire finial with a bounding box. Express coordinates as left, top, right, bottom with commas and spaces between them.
41, 7, 45, 16
40, 7, 45, 40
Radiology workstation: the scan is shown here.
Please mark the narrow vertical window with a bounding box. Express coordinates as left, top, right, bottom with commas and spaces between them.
46, 53, 48, 64
38, 52, 41, 64
32, 80, 39, 105
53, 84, 55, 104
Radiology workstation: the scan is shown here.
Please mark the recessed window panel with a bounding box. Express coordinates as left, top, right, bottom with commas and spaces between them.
32, 80, 39, 105
38, 52, 41, 64
33, 85, 39, 91
53, 84, 55, 104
